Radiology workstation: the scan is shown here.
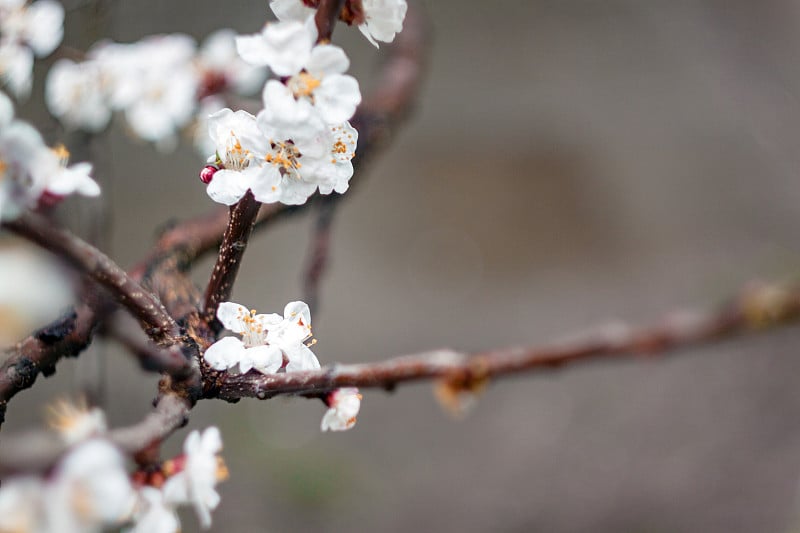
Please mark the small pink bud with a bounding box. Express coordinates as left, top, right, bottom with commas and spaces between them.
199, 165, 217, 184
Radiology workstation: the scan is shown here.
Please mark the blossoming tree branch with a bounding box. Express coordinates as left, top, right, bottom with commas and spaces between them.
0, 0, 797, 530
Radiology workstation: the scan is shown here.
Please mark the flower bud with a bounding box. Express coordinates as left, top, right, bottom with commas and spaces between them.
199, 165, 218, 184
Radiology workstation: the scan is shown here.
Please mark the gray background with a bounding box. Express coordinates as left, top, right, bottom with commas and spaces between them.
6, 0, 800, 531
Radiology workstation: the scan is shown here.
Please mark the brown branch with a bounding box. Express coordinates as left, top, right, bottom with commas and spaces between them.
315, 0, 346, 42
0, 304, 96, 424
108, 393, 191, 454
0, 392, 191, 474
202, 192, 261, 330
104, 316, 194, 379
4, 212, 180, 346
211, 281, 800, 401
302, 197, 338, 314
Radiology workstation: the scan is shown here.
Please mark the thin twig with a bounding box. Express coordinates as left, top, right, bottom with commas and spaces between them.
302, 197, 339, 314
104, 316, 195, 379
4, 212, 180, 346
202, 192, 261, 330
211, 281, 800, 401
315, 0, 346, 42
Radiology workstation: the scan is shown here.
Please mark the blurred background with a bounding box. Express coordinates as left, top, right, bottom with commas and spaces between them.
6, 0, 800, 531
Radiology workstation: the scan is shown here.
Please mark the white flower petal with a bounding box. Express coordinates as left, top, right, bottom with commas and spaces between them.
206, 169, 251, 205
315, 74, 361, 124
245, 345, 283, 374
203, 336, 245, 370
306, 44, 350, 77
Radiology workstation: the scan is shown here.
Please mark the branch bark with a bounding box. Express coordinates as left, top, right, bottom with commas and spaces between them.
202, 192, 261, 330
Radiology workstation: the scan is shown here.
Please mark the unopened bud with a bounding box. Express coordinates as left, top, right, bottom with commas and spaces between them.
199, 165, 217, 184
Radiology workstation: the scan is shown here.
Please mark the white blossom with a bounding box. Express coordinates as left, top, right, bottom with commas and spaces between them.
358, 0, 407, 48
0, 40, 32, 96
267, 0, 408, 48
204, 300, 320, 374
204, 107, 279, 206
321, 388, 362, 432
89, 35, 199, 148
254, 112, 356, 204
236, 19, 316, 77
204, 301, 283, 374
45, 59, 112, 132
37, 143, 100, 199
0, 476, 46, 531
0, 120, 47, 218
318, 121, 357, 195
127, 487, 180, 533
0, 0, 64, 97
162, 427, 227, 529
45, 439, 136, 533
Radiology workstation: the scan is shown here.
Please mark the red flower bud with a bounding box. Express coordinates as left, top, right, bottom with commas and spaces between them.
199, 165, 217, 184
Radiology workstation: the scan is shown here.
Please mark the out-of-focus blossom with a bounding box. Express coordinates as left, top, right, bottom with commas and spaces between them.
0, 476, 45, 531
128, 487, 180, 533
163, 427, 227, 529
0, 0, 64, 97
45, 439, 136, 533
46, 59, 112, 132
321, 388, 362, 431
120, 35, 199, 148
0, 245, 73, 346
197, 29, 267, 97
46, 398, 108, 445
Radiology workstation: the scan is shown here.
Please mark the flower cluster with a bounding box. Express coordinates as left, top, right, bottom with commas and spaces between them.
204, 300, 320, 374
202, 17, 360, 206
44, 30, 266, 148
0, 402, 228, 532
0, 0, 64, 97
0, 90, 99, 220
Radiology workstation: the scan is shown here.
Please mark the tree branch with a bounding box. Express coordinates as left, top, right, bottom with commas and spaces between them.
0, 304, 96, 424
315, 0, 346, 42
211, 281, 800, 401
202, 192, 261, 330
302, 197, 338, 314
4, 212, 181, 346
104, 316, 194, 379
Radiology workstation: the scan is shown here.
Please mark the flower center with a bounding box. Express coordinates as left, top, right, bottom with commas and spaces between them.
237, 308, 265, 347
224, 131, 251, 171
265, 140, 302, 177
52, 144, 70, 166
287, 71, 321, 100
329, 125, 356, 163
